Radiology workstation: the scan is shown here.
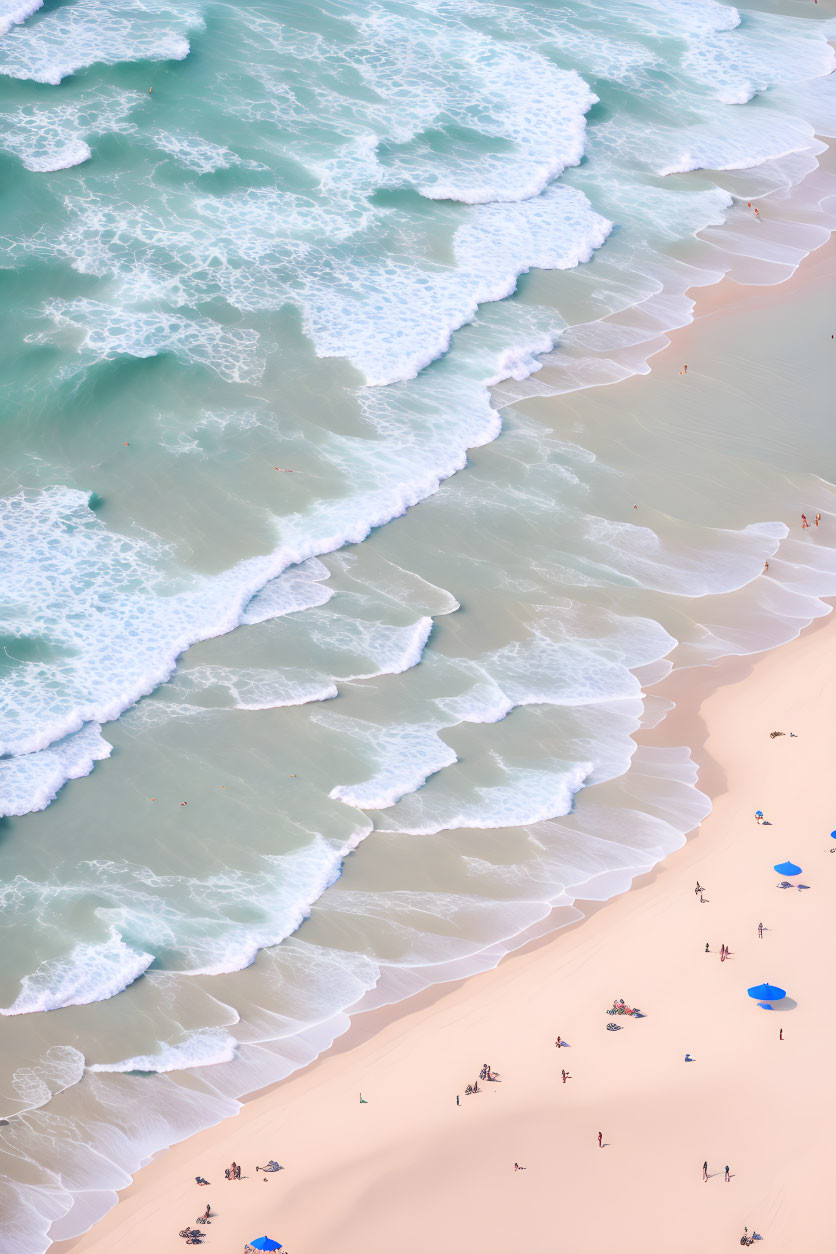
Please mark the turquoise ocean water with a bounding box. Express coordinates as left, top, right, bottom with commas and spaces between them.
0, 0, 835, 1248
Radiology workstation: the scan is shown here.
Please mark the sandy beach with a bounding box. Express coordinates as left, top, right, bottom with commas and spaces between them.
58, 243, 836, 1254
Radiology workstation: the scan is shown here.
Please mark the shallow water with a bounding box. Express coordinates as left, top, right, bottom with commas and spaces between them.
0, 0, 835, 1248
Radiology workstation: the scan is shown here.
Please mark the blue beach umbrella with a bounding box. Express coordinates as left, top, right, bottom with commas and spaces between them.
774, 861, 801, 876
747, 982, 786, 1002
248, 1239, 282, 1252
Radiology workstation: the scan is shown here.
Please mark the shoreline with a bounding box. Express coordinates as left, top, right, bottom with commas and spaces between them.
54, 236, 836, 1254
59, 593, 836, 1254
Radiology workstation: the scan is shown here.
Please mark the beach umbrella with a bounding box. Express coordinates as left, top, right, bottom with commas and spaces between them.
747, 982, 786, 1002
247, 1240, 282, 1252
774, 861, 801, 876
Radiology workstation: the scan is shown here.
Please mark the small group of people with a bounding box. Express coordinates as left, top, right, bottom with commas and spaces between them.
800, 513, 821, 528
178, 1204, 211, 1245
702, 1161, 732, 1182
463, 1063, 498, 1097
224, 1161, 241, 1180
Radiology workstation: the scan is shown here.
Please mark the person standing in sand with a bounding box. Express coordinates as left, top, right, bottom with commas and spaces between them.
598, 1131, 603, 1148
802, 514, 809, 528
758, 922, 763, 939
815, 513, 821, 526
725, 1165, 731, 1182
703, 1161, 708, 1181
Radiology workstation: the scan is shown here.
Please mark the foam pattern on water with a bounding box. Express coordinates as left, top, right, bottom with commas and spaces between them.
0, 723, 112, 819
0, 87, 144, 171
300, 185, 612, 385
34, 299, 264, 383
87, 1027, 237, 1073
0, 0, 41, 36
0, 934, 154, 1017
0, 0, 204, 84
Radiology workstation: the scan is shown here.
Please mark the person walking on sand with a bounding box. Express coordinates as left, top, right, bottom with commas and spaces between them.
725, 1165, 730, 1182
758, 922, 763, 939
680, 364, 687, 375
815, 513, 821, 527
598, 1131, 603, 1148
703, 1161, 708, 1182
562, 1069, 567, 1084
779, 1028, 783, 1041
555, 1036, 562, 1048
695, 881, 703, 895
802, 514, 809, 528
705, 942, 709, 953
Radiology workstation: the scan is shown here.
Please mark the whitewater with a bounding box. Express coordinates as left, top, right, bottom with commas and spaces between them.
0, 0, 835, 1249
